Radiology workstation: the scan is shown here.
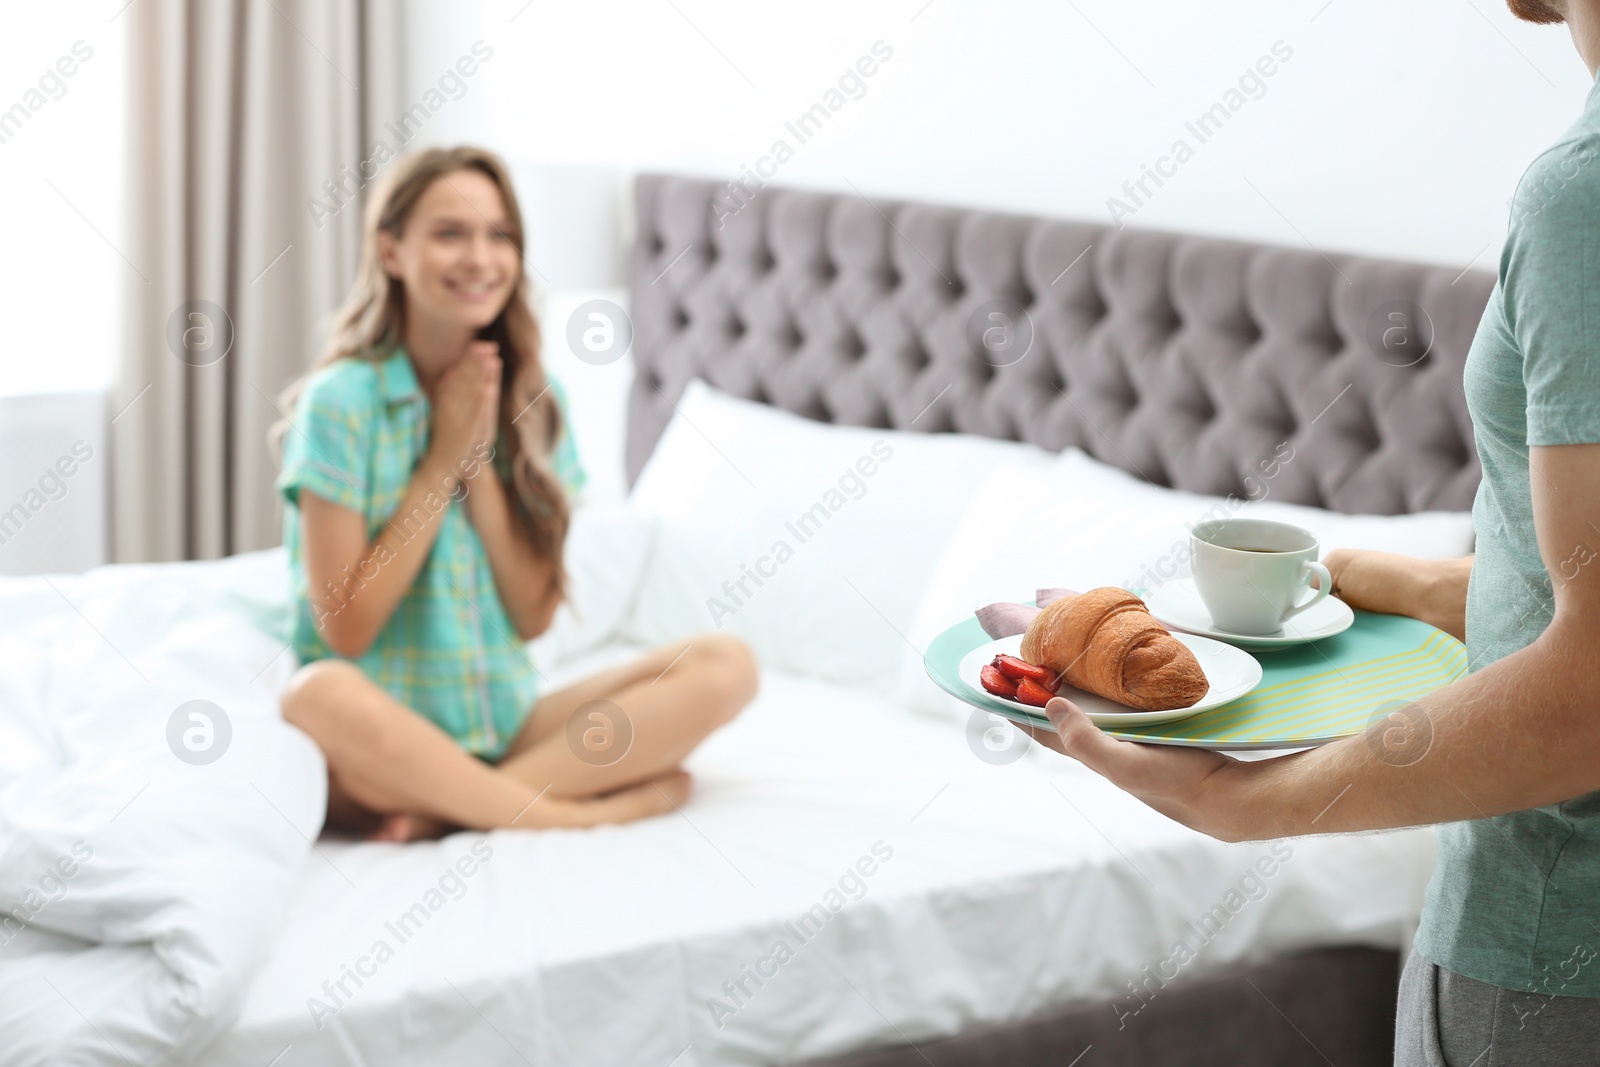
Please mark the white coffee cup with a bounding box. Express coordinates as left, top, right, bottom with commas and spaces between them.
1189, 518, 1332, 636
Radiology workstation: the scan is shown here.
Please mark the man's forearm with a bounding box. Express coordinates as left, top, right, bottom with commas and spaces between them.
1226, 617, 1600, 840
1416, 555, 1474, 642
1331, 551, 1472, 642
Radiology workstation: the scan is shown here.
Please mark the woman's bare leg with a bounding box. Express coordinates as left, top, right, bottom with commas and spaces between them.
497, 632, 759, 797
322, 773, 452, 842
281, 660, 690, 833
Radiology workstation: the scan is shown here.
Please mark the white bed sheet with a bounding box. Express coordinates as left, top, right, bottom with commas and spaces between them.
202, 640, 1436, 1066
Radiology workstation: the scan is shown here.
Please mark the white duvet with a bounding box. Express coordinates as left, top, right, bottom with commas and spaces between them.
0, 552, 321, 1066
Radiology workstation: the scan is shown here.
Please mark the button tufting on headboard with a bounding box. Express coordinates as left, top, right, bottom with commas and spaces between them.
625, 174, 1495, 516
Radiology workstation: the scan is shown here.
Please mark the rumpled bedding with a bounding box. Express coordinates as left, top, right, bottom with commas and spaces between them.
0, 552, 322, 1066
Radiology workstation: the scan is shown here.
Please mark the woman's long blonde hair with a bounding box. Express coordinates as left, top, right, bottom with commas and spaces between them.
281, 145, 572, 602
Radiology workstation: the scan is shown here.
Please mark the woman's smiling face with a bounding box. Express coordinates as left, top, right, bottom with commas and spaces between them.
379, 168, 522, 333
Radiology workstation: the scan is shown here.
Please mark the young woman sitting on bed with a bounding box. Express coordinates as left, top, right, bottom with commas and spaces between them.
275, 146, 758, 842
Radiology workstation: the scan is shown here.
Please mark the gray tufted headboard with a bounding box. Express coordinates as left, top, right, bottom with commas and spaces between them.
625, 173, 1494, 516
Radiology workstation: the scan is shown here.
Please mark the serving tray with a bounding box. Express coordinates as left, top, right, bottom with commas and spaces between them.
923, 605, 1467, 750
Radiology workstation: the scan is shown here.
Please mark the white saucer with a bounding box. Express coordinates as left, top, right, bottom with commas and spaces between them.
957, 631, 1262, 728
1143, 577, 1354, 649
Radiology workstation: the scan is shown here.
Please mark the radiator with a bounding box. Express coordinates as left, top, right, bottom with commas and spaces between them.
0, 389, 108, 576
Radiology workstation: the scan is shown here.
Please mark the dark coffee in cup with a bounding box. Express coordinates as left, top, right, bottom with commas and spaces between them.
1189, 519, 1332, 635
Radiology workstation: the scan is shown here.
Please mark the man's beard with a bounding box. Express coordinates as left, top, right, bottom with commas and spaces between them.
1506, 0, 1565, 23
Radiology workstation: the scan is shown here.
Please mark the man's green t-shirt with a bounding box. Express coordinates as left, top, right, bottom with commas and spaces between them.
1412, 76, 1600, 997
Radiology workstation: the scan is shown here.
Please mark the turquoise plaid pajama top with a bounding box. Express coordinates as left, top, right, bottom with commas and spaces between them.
277, 349, 587, 761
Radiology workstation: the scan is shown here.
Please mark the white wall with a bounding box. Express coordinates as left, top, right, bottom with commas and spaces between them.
0, 3, 125, 572
404, 0, 1593, 271
0, 4, 125, 397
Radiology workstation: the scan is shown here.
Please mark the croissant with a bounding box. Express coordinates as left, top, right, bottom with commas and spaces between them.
1019, 587, 1209, 711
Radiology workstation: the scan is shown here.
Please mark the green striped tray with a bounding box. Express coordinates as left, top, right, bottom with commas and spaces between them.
923, 605, 1468, 750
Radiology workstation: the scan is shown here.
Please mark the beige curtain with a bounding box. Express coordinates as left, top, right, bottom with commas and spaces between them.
112, 0, 406, 562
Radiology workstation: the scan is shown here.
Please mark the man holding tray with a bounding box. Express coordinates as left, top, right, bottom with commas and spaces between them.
1023, 2, 1600, 1061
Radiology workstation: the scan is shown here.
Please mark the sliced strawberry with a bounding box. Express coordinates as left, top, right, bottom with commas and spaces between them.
991, 653, 1054, 684
989, 653, 1031, 681
992, 654, 1062, 691
1014, 677, 1056, 707
980, 663, 1019, 698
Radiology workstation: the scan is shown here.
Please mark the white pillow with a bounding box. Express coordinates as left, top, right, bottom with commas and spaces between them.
529, 501, 659, 670
621, 379, 1059, 689
896, 448, 1478, 719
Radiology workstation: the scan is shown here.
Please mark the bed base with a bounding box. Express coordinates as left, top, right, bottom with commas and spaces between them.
807, 947, 1399, 1067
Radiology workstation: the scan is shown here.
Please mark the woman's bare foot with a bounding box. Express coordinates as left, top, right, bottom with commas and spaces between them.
359, 771, 696, 836
368, 812, 452, 842
527, 768, 693, 829
629, 767, 692, 810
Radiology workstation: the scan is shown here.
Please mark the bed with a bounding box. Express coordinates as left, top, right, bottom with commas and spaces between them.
0, 174, 1494, 1066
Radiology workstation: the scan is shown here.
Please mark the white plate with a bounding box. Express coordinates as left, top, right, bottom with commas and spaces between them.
1143, 577, 1354, 649
957, 632, 1262, 728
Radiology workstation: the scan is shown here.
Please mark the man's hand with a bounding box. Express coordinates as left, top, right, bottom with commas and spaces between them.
1016, 697, 1279, 842
1321, 549, 1472, 642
